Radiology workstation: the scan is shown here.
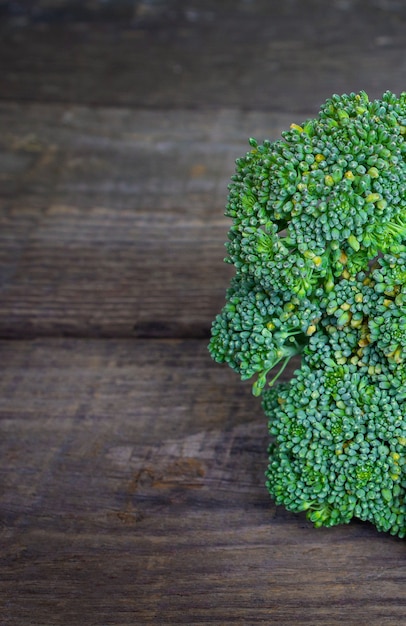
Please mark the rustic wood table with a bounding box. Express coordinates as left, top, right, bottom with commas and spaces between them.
0, 1, 405, 624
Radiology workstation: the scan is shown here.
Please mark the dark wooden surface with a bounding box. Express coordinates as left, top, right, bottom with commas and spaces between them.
0, 2, 405, 624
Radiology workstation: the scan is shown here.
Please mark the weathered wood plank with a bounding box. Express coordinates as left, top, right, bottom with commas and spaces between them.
1, 3, 405, 623
0, 339, 404, 625
0, 0, 405, 111
0, 104, 295, 338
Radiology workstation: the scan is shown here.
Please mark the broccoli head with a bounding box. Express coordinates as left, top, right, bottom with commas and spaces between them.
209, 91, 406, 537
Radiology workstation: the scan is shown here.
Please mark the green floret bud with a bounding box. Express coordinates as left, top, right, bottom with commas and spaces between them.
210, 90, 406, 538
209, 276, 319, 394
263, 362, 406, 537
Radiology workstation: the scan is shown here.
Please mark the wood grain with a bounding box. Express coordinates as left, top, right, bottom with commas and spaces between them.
0, 103, 294, 338
0, 0, 405, 111
0, 2, 405, 624
1, 339, 404, 626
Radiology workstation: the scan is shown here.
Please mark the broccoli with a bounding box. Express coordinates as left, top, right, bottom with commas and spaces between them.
209, 91, 406, 537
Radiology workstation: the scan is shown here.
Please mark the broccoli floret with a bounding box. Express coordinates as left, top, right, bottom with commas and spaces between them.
209, 275, 320, 395
209, 91, 406, 537
225, 91, 406, 298
263, 360, 405, 537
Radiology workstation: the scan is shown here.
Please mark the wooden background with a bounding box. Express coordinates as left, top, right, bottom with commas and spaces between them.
0, 1, 405, 624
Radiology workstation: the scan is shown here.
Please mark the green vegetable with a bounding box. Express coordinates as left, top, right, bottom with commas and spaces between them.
209, 91, 406, 537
